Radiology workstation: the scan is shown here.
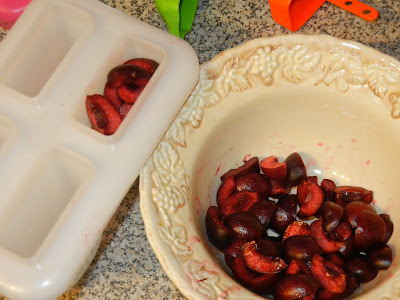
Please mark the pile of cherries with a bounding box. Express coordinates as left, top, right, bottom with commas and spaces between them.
86, 58, 159, 135
205, 153, 393, 300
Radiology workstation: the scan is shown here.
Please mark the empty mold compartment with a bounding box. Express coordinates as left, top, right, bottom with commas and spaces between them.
76, 36, 166, 137
0, 147, 94, 258
0, 115, 17, 155
0, 2, 92, 98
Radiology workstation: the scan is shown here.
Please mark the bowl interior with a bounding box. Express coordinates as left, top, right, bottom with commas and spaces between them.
191, 84, 400, 297
141, 35, 400, 300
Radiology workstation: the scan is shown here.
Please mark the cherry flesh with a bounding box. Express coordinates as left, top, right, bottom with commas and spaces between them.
260, 156, 287, 181
242, 241, 287, 274
86, 94, 122, 135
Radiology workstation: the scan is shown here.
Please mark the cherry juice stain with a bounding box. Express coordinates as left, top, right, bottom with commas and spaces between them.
196, 159, 211, 177
189, 235, 201, 245
220, 285, 241, 299
84, 233, 89, 246
215, 164, 221, 176
243, 154, 252, 162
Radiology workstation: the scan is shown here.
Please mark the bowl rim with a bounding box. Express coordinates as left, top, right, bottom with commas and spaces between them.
140, 34, 400, 300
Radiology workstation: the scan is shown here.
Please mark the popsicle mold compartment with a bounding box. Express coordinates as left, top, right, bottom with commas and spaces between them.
0, 0, 199, 299
0, 2, 92, 98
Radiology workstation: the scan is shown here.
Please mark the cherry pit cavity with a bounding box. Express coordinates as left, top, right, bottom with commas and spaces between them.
205, 153, 393, 300
86, 58, 159, 135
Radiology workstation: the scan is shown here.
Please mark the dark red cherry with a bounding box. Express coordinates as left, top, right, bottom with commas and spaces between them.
205, 206, 233, 250
220, 157, 260, 181
284, 152, 306, 187
86, 94, 122, 135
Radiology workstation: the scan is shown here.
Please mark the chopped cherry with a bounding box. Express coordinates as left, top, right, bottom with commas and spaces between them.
270, 196, 297, 234
220, 157, 260, 181
225, 211, 263, 240
344, 200, 376, 228
124, 57, 159, 74
284, 235, 322, 261
366, 244, 393, 270
345, 253, 378, 283
320, 201, 344, 233
284, 152, 306, 187
118, 103, 133, 120
354, 210, 386, 250
86, 94, 122, 135
320, 179, 336, 202
310, 220, 337, 253
117, 83, 145, 104
283, 221, 311, 241
334, 186, 373, 204
270, 180, 290, 197
316, 273, 359, 300
220, 191, 260, 216
379, 213, 394, 244
256, 237, 282, 258
285, 259, 312, 276
222, 237, 248, 257
242, 241, 287, 274
310, 254, 346, 294
236, 173, 272, 198
306, 176, 318, 184
274, 274, 319, 300
231, 256, 282, 294
205, 206, 233, 250
107, 64, 150, 89
249, 199, 276, 228
297, 181, 324, 218
326, 253, 345, 270
331, 221, 354, 257
217, 175, 236, 208
260, 156, 287, 181
103, 85, 123, 109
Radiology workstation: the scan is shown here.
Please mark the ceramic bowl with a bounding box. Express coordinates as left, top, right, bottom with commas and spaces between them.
140, 34, 400, 300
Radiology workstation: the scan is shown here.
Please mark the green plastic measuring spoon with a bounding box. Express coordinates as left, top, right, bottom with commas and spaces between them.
155, 0, 199, 39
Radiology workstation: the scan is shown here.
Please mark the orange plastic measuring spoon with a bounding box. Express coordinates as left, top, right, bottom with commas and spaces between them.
269, 0, 379, 32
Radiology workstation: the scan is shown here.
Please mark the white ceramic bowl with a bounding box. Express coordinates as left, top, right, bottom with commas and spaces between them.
140, 34, 400, 300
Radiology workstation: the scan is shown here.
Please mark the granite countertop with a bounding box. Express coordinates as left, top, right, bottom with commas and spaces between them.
0, 0, 399, 299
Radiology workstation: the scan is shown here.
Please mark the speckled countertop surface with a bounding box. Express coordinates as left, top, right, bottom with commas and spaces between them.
0, 0, 399, 299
